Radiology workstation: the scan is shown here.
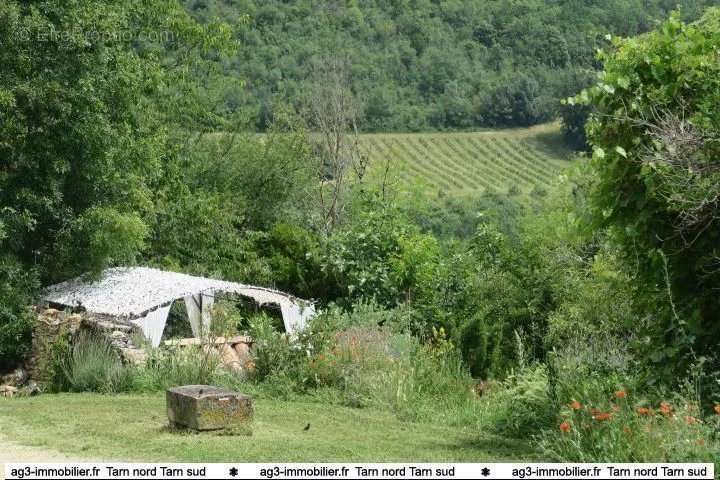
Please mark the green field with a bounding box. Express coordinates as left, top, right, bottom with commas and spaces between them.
360, 123, 573, 194
0, 393, 533, 462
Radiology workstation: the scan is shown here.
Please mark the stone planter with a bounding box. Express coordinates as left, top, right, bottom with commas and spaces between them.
166, 385, 253, 433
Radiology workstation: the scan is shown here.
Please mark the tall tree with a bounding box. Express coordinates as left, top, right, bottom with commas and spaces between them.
0, 1, 234, 282
305, 56, 367, 234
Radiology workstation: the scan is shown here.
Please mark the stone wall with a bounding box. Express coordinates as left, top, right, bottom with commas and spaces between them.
17, 308, 254, 391
25, 307, 149, 387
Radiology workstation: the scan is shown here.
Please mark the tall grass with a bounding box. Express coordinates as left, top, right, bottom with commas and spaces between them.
131, 345, 222, 391
60, 331, 134, 393
245, 314, 484, 426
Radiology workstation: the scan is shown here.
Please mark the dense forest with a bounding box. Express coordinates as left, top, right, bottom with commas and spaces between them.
184, 0, 719, 131
1, 0, 720, 464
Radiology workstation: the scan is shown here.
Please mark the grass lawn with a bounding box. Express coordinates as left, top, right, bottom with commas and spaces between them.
0, 393, 533, 462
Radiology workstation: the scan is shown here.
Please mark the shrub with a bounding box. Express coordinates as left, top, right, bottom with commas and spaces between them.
245, 313, 312, 387
485, 365, 557, 437
0, 257, 38, 370
242, 305, 482, 425
579, 9, 720, 384
60, 331, 134, 393
0, 306, 34, 371
306, 323, 480, 424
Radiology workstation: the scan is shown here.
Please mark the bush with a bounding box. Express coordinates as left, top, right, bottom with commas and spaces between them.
486, 365, 557, 437
59, 331, 134, 393
0, 306, 34, 371
242, 305, 482, 425
0, 257, 38, 370
579, 9, 720, 385
306, 322, 480, 424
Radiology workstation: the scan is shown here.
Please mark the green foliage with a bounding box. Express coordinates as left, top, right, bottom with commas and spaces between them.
579, 8, 720, 384
0, 256, 38, 369
132, 345, 221, 392
538, 381, 720, 463
255, 223, 327, 300
559, 101, 592, 151
59, 331, 135, 393
320, 198, 428, 307
544, 404, 720, 463
182, 0, 715, 132
54, 207, 148, 279
245, 306, 481, 425
148, 118, 317, 286
245, 313, 313, 390
488, 365, 557, 437
0, 1, 165, 282
0, 0, 238, 285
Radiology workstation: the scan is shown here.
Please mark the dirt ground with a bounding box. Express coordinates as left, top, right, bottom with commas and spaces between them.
0, 435, 94, 480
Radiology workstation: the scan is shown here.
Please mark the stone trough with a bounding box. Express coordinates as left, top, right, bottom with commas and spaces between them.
166, 385, 253, 433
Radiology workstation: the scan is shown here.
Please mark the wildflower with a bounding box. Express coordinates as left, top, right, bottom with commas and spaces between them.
593, 412, 613, 421
614, 390, 627, 399
559, 421, 571, 433
636, 407, 650, 416
569, 400, 582, 410
685, 416, 698, 425
245, 361, 256, 371
659, 402, 673, 416
714, 404, 720, 415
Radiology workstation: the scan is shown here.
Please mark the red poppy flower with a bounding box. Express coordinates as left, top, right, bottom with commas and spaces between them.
594, 412, 612, 421
559, 421, 571, 433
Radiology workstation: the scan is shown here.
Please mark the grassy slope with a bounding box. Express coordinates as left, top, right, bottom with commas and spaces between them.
0, 394, 533, 462
360, 122, 573, 194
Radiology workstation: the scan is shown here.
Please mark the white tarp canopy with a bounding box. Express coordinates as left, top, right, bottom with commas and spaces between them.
43, 267, 315, 346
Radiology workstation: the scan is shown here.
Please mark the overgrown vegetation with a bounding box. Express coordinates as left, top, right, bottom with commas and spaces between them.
2, 0, 720, 465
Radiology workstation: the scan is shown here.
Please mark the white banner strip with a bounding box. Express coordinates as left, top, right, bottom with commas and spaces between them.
3, 463, 714, 480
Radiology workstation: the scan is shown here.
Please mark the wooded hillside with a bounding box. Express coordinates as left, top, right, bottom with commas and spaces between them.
184, 0, 718, 131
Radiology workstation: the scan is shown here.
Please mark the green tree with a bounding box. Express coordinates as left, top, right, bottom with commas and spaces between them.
0, 0, 234, 367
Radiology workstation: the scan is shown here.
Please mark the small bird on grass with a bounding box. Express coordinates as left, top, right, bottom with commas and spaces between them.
303, 423, 311, 432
